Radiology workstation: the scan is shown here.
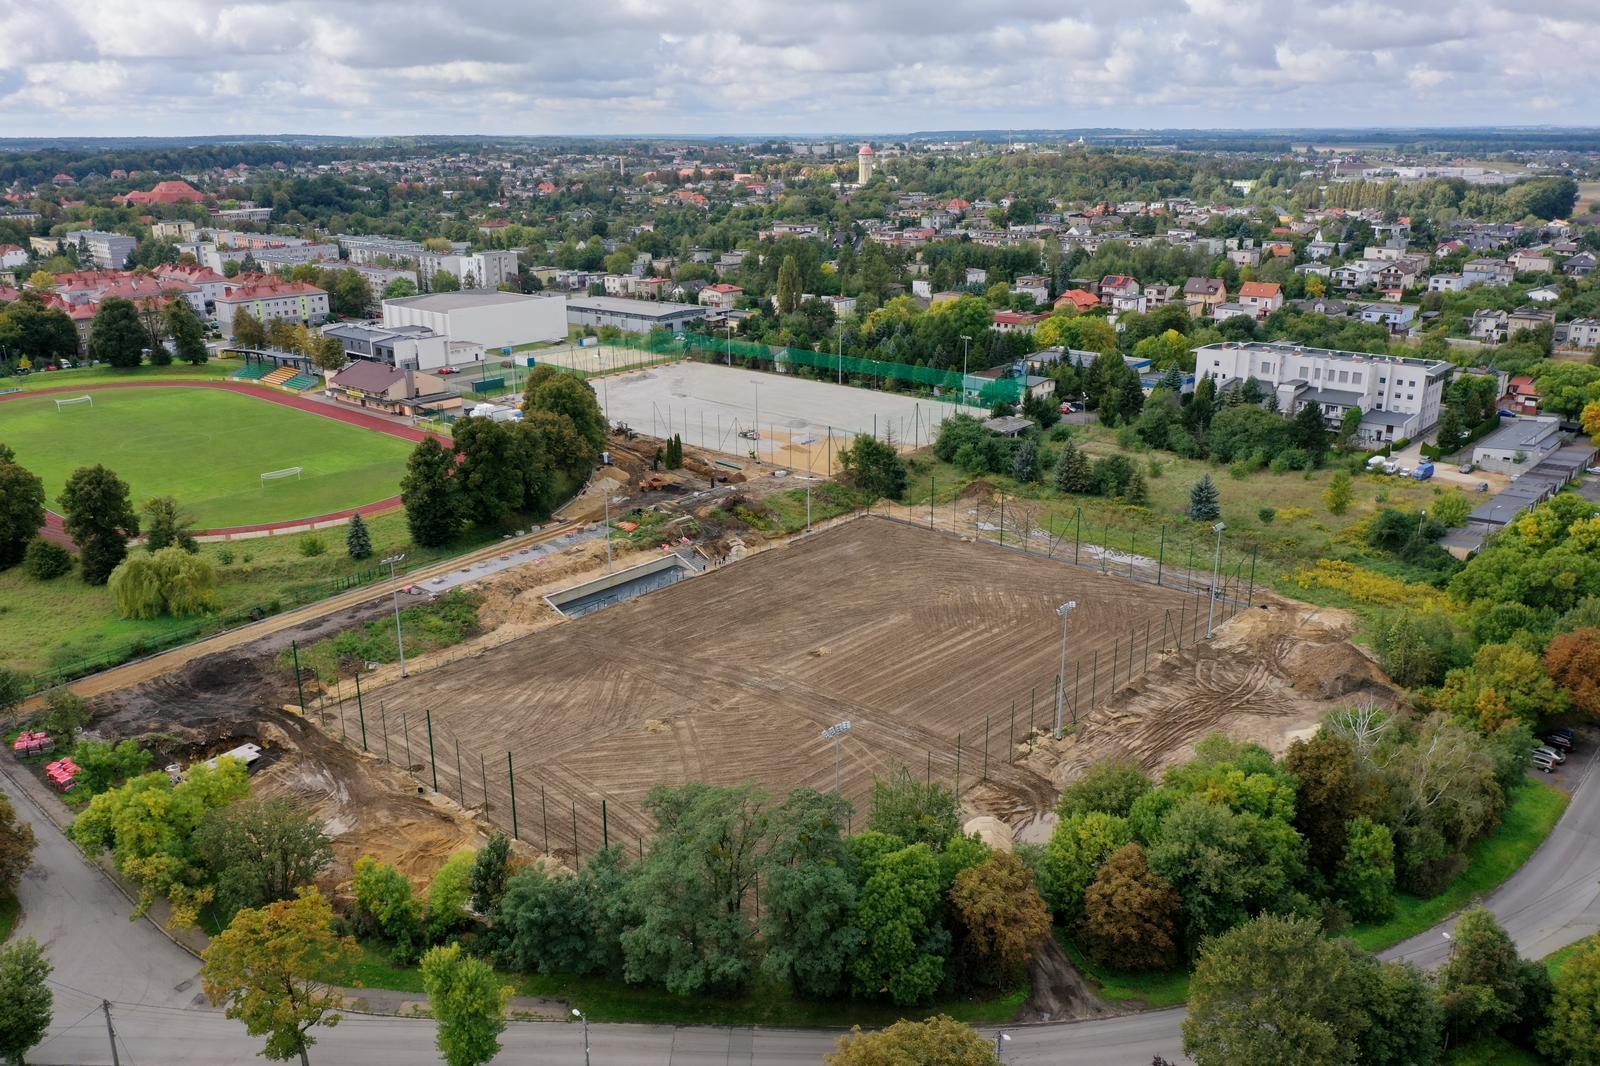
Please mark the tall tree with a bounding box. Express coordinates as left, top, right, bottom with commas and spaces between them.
202, 889, 359, 1066
421, 944, 511, 1066
452, 417, 523, 524
1187, 474, 1221, 521
344, 513, 372, 560
165, 298, 209, 365
1282, 734, 1369, 879
88, 297, 147, 368
58, 464, 139, 584
867, 771, 959, 850
0, 938, 52, 1066
141, 495, 197, 553
0, 456, 46, 569
621, 783, 770, 996
948, 851, 1052, 990
400, 437, 461, 547
776, 255, 802, 315
1053, 439, 1096, 494
838, 435, 908, 499
233, 308, 267, 349
849, 842, 945, 1005
1323, 470, 1354, 515
468, 834, 511, 917
0, 792, 37, 896
195, 798, 334, 920
524, 375, 606, 455
1437, 907, 1552, 1044
1292, 401, 1329, 461
1539, 935, 1600, 1063
760, 789, 861, 1000
1081, 843, 1183, 971
0, 292, 79, 365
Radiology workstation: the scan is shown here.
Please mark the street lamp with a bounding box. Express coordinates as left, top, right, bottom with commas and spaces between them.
1205, 521, 1226, 640
381, 553, 409, 678
571, 1008, 590, 1066
960, 334, 972, 405
996, 1032, 1011, 1062
821, 720, 852, 795
1053, 601, 1078, 738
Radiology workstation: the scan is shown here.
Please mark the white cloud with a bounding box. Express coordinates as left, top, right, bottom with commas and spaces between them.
1, 0, 1598, 134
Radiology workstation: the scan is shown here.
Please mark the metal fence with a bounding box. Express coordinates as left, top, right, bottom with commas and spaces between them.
291, 510, 1257, 864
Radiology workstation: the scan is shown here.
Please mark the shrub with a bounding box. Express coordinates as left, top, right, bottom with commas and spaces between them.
23, 539, 72, 580
217, 549, 235, 566
1257, 507, 1276, 525
298, 534, 327, 558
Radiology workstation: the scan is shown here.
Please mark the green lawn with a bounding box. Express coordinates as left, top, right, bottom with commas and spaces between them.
338, 941, 1026, 1027
1063, 778, 1568, 1009
0, 509, 516, 679
5, 360, 233, 391
4, 386, 414, 528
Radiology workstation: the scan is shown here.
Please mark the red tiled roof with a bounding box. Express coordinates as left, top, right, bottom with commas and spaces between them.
1239, 281, 1282, 298
118, 180, 205, 206
1055, 289, 1099, 311
218, 279, 327, 302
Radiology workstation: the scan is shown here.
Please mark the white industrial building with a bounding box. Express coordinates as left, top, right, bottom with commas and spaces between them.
381, 290, 566, 350
565, 295, 710, 334
1194, 340, 1451, 444
420, 250, 519, 289
321, 322, 482, 372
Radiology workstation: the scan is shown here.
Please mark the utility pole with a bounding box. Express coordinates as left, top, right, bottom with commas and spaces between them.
1205, 521, 1226, 640
102, 1001, 121, 1066
1053, 601, 1077, 737
960, 335, 972, 406
822, 720, 852, 794
382, 553, 409, 677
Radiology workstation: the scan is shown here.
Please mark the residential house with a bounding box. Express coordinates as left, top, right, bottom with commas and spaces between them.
1144, 283, 1180, 307
991, 310, 1050, 334
1227, 247, 1262, 268
0, 244, 25, 270
1354, 302, 1417, 333
1427, 273, 1472, 293
1527, 285, 1562, 304
1012, 274, 1050, 304
1463, 258, 1515, 287
325, 360, 459, 417
1332, 260, 1383, 289
1195, 340, 1450, 443
1509, 250, 1554, 274
1555, 319, 1600, 349
67, 230, 137, 270
965, 267, 989, 286
1099, 275, 1144, 313
1508, 307, 1555, 335
1375, 258, 1425, 291
1054, 288, 1099, 313
1183, 277, 1227, 316
1211, 303, 1255, 323
1563, 252, 1596, 278
1291, 297, 1352, 317
1503, 375, 1540, 415
698, 283, 743, 310
1236, 281, 1284, 318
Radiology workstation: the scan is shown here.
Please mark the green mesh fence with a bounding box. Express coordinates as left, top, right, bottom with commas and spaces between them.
596, 331, 1024, 407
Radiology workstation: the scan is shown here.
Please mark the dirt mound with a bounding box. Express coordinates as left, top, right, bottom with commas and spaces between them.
1282, 640, 1388, 699
1024, 935, 1112, 1022
960, 478, 996, 502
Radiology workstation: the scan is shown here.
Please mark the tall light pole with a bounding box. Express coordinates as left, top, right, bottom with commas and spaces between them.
1205, 521, 1226, 640
996, 1031, 1011, 1062
382, 553, 409, 678
822, 720, 852, 794
960, 334, 972, 406
1053, 601, 1077, 737
571, 1009, 590, 1066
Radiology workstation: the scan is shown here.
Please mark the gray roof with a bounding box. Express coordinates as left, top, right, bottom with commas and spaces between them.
385, 289, 550, 312
331, 360, 406, 391
1307, 388, 1363, 407
1360, 409, 1413, 428
565, 295, 708, 319
1474, 417, 1561, 452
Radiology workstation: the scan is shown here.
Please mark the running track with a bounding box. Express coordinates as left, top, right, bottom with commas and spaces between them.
1, 380, 450, 542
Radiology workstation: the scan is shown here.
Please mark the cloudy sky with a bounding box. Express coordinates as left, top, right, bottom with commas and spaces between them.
2, 0, 1597, 136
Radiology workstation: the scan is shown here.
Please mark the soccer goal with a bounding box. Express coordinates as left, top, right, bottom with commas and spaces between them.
259, 467, 303, 487
54, 395, 93, 411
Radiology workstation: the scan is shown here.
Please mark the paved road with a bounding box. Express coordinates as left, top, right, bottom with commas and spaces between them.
6, 738, 1594, 1065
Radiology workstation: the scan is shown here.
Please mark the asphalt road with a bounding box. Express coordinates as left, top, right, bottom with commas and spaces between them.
5, 739, 1594, 1065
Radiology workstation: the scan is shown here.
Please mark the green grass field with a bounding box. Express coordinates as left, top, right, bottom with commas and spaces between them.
3, 387, 414, 528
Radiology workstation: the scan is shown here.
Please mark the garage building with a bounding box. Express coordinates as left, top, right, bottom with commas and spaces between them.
566, 295, 710, 334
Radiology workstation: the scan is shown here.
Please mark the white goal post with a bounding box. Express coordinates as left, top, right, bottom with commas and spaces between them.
259, 467, 303, 486
54, 395, 93, 410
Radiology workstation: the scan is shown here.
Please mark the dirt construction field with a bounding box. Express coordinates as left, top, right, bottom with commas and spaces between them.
371, 517, 1208, 858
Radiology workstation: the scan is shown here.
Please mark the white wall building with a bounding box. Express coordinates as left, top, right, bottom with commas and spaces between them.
381, 290, 566, 350
420, 250, 519, 290
1194, 340, 1451, 444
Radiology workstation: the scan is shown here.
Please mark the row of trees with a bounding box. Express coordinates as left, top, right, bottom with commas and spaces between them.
87, 295, 208, 368
1039, 716, 1528, 975
400, 369, 606, 547
230, 310, 345, 370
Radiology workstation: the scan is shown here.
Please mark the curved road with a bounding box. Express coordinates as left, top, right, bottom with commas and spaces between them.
4, 744, 1593, 1065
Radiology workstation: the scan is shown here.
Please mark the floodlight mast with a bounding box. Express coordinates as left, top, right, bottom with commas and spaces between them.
1053, 601, 1077, 738
821, 720, 852, 795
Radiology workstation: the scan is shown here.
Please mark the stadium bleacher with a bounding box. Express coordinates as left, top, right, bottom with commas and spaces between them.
261, 367, 297, 387
282, 373, 321, 391
232, 363, 272, 381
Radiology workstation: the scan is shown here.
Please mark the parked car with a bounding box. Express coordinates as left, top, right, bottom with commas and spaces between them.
436, 366, 459, 375
1533, 745, 1566, 765
1531, 752, 1557, 773
1547, 726, 1576, 742
1541, 732, 1574, 752
1459, 462, 1475, 474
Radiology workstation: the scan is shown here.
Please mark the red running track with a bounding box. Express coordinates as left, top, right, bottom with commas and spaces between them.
2, 380, 450, 542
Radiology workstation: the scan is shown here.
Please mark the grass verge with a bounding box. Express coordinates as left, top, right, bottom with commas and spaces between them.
340, 941, 1027, 1026
6, 360, 234, 392
1058, 935, 1190, 1009
284, 590, 484, 683
1350, 778, 1569, 953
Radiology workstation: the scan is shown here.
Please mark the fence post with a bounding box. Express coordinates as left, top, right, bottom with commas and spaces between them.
571, 801, 579, 857
1009, 702, 1015, 764
1102, 518, 1111, 573
338, 696, 346, 741
983, 716, 989, 782
955, 733, 961, 795
290, 640, 306, 713
380, 701, 390, 764
1145, 620, 1152, 672
1157, 526, 1166, 586
425, 709, 438, 792
507, 752, 518, 839
1178, 600, 1186, 650
480, 753, 489, 815
1073, 660, 1081, 722
355, 673, 367, 752
1111, 640, 1119, 692
541, 785, 549, 853
1090, 649, 1099, 710
1246, 545, 1259, 607
1074, 508, 1082, 564
455, 737, 464, 806
998, 495, 1004, 547
402, 712, 412, 770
